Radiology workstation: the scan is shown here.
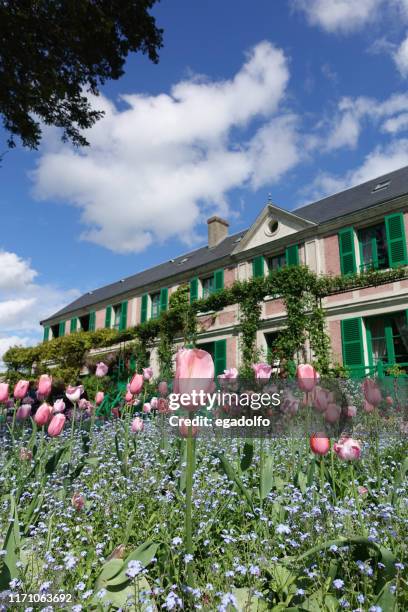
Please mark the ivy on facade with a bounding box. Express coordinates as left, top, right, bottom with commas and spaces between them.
3, 265, 407, 384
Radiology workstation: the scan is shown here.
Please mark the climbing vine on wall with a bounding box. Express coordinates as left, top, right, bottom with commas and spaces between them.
3, 264, 407, 383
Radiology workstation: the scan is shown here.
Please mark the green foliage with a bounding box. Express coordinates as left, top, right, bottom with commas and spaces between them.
4, 265, 406, 384
0, 0, 163, 149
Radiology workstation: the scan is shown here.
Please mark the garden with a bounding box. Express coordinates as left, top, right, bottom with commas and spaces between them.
1, 266, 407, 611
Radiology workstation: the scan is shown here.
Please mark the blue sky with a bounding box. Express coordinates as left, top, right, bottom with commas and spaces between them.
2, 0, 408, 361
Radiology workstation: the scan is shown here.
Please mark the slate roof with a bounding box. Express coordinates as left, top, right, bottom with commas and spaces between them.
41, 165, 408, 324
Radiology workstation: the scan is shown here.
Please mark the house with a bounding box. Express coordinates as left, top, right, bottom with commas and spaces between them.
40, 166, 408, 377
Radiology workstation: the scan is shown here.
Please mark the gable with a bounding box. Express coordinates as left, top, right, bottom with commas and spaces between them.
233, 203, 315, 253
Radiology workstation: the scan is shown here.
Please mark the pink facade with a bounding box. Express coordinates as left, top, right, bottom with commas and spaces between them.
328, 320, 342, 365
227, 336, 237, 368
324, 234, 341, 276
95, 309, 105, 330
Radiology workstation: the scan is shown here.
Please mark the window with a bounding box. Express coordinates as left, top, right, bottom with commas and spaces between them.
151, 292, 161, 319
265, 332, 280, 365
79, 314, 90, 332
366, 312, 408, 370
372, 180, 390, 193
113, 304, 122, 329
267, 253, 286, 272
51, 324, 59, 339
358, 223, 389, 271
202, 276, 214, 298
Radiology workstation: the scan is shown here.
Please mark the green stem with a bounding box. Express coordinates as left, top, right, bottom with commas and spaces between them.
184, 428, 195, 589
68, 402, 77, 464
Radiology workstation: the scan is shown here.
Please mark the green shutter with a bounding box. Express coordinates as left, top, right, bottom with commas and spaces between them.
190, 278, 198, 303
141, 294, 148, 323
58, 321, 65, 337
43, 326, 50, 342
214, 339, 227, 377
285, 244, 299, 266
105, 306, 112, 328
338, 227, 357, 275
89, 311, 96, 332
252, 255, 264, 278
341, 317, 365, 377
214, 269, 224, 292
119, 301, 128, 331
385, 212, 407, 267
160, 288, 168, 312
70, 318, 77, 333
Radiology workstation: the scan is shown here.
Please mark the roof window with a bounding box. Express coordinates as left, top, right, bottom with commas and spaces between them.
372, 180, 390, 193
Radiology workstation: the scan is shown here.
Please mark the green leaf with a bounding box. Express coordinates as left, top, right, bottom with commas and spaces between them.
260, 455, 274, 499
301, 590, 339, 612
269, 563, 297, 595
375, 581, 397, 609
94, 559, 124, 591
94, 575, 156, 610
0, 496, 21, 589
44, 446, 66, 474
295, 471, 308, 494
114, 433, 122, 461
217, 453, 253, 509
107, 541, 159, 587
232, 587, 268, 611
240, 440, 254, 472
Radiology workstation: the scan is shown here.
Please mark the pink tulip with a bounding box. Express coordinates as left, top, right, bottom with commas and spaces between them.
95, 362, 109, 377
297, 364, 318, 392
280, 391, 299, 416
125, 390, 133, 403
310, 433, 330, 456
143, 402, 152, 413
363, 399, 374, 413
37, 374, 52, 398
14, 380, 30, 400
111, 406, 121, 418
95, 391, 104, 406
324, 403, 341, 424
347, 405, 357, 418
218, 367, 238, 380
150, 396, 158, 409
65, 385, 84, 403
48, 413, 66, 437
16, 404, 31, 420
19, 448, 32, 461
385, 395, 394, 406
143, 367, 154, 381
129, 373, 144, 395
78, 398, 91, 410
158, 380, 168, 396
158, 398, 170, 414
34, 402, 52, 426
362, 379, 382, 407
173, 348, 215, 402
72, 492, 85, 511
131, 416, 144, 433
313, 387, 333, 413
252, 363, 272, 380
0, 383, 9, 403
333, 437, 362, 461
53, 399, 66, 413
179, 417, 198, 438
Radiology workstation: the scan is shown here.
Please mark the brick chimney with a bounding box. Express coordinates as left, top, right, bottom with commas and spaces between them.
207, 216, 229, 248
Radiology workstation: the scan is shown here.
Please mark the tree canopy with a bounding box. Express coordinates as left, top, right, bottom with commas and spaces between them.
0, 0, 163, 149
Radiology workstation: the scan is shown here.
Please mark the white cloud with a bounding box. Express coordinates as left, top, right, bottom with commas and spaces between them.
321, 93, 408, 151
0, 250, 79, 369
394, 33, 408, 75
0, 251, 37, 291
382, 112, 408, 133
326, 111, 361, 150
31, 41, 302, 254
303, 139, 408, 202
291, 0, 382, 33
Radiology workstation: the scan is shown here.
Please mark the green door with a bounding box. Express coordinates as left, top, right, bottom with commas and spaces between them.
365, 312, 408, 373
